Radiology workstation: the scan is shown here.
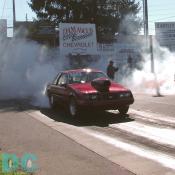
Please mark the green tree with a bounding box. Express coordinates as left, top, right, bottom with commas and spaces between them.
28, 0, 142, 42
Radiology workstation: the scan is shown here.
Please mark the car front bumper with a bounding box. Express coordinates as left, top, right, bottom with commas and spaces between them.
76, 97, 134, 110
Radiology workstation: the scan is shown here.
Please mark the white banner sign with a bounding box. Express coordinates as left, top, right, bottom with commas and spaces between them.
0, 19, 7, 38
98, 43, 140, 65
155, 22, 175, 49
59, 23, 97, 55
115, 44, 140, 65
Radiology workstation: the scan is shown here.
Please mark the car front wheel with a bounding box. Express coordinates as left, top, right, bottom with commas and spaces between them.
118, 106, 129, 115
69, 97, 79, 117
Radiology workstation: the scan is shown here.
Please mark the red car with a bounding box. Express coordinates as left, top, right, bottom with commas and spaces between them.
46, 68, 134, 117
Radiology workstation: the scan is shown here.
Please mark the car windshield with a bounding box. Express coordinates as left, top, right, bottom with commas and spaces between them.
68, 71, 107, 84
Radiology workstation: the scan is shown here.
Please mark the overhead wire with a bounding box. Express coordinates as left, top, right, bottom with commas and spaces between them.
136, 0, 175, 34
149, 16, 175, 22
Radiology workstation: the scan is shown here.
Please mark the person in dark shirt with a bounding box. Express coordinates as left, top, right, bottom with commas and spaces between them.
106, 60, 119, 80
127, 54, 133, 69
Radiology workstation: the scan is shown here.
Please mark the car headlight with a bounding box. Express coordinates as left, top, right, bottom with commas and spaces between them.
119, 92, 131, 98
80, 93, 89, 100
89, 94, 98, 100
75, 91, 89, 100
125, 92, 131, 97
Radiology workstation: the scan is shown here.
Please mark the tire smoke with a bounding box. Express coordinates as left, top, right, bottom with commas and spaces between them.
0, 37, 64, 107
122, 40, 175, 95
0, 34, 175, 108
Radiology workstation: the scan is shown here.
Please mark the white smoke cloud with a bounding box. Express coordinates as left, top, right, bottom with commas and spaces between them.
123, 40, 175, 96
0, 37, 64, 107
1, 20, 175, 110
117, 13, 175, 96
119, 13, 142, 35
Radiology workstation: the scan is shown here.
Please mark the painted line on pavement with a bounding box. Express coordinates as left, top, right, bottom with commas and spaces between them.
88, 131, 175, 171
27, 110, 175, 175
110, 121, 175, 147
129, 108, 175, 125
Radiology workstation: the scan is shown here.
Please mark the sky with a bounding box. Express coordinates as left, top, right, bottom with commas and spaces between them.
0, 0, 175, 36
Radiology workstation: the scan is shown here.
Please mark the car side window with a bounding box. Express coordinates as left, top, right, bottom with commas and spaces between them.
57, 73, 68, 86
53, 73, 61, 85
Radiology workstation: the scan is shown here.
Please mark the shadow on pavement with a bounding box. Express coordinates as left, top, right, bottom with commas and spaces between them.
0, 99, 38, 112
0, 99, 134, 127
40, 108, 134, 127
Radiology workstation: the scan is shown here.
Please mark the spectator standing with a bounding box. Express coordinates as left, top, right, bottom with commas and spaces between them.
127, 54, 133, 69
106, 60, 119, 80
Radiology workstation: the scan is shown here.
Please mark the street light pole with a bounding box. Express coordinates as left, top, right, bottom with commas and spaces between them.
143, 0, 160, 96
143, 0, 148, 40
149, 35, 154, 73
12, 0, 16, 34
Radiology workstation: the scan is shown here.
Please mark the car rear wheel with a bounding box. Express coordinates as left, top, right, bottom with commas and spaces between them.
69, 97, 79, 117
118, 106, 129, 115
49, 95, 56, 109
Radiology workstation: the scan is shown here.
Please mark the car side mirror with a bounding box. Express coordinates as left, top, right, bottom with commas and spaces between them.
60, 83, 67, 88
46, 83, 51, 87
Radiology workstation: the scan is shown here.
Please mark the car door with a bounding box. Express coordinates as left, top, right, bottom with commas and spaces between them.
53, 73, 69, 104
48, 73, 61, 96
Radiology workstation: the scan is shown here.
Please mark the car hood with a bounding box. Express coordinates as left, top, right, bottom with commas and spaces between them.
68, 81, 129, 93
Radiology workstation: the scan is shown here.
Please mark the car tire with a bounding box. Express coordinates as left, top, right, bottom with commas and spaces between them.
49, 95, 57, 109
69, 97, 79, 117
118, 106, 129, 115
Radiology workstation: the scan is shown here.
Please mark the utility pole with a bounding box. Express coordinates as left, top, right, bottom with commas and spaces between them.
150, 35, 161, 96
26, 14, 28, 22
143, 1, 160, 96
143, 0, 148, 40
149, 35, 154, 73
12, 0, 16, 34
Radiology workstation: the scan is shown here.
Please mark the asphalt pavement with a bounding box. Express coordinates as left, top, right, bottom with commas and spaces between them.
1, 93, 175, 175
132, 93, 175, 117
0, 101, 133, 175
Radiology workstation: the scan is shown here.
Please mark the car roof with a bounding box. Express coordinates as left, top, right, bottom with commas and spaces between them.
62, 68, 103, 74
